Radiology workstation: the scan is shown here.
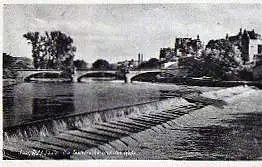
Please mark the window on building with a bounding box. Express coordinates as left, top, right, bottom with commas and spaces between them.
258, 45, 262, 54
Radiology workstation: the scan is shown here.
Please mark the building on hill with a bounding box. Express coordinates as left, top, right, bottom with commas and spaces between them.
226, 28, 262, 65
159, 35, 204, 69
175, 35, 203, 57
253, 54, 262, 80
159, 47, 177, 69
159, 47, 176, 62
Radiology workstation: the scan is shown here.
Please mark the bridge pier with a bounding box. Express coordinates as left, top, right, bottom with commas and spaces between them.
124, 74, 132, 83
72, 74, 79, 82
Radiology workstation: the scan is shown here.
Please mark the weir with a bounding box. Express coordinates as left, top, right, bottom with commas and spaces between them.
3, 96, 205, 159
3, 97, 188, 141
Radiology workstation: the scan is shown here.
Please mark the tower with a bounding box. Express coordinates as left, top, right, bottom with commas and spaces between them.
241, 29, 250, 64
138, 53, 141, 64
239, 28, 243, 36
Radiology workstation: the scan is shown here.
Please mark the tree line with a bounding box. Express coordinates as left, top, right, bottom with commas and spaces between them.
5, 30, 254, 81
177, 39, 253, 80
5, 30, 160, 74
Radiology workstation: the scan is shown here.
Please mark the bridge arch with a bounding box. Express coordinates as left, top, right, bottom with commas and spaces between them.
23, 71, 65, 82
127, 70, 176, 83
77, 71, 124, 82
130, 71, 162, 82
14, 69, 64, 82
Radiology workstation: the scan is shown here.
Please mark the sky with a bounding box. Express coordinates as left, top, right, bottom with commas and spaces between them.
3, 4, 262, 63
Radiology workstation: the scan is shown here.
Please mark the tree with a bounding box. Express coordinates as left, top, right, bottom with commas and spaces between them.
204, 39, 242, 79
178, 39, 244, 80
148, 58, 160, 68
74, 59, 87, 70
137, 58, 160, 69
3, 53, 33, 69
3, 53, 14, 69
23, 32, 41, 68
23, 31, 76, 73
92, 59, 111, 70
3, 53, 33, 78
12, 57, 33, 69
3, 53, 16, 79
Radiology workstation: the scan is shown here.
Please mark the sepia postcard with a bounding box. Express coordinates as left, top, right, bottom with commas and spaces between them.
2, 0, 262, 166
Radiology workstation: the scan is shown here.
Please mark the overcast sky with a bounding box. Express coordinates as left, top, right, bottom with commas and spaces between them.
3, 4, 262, 63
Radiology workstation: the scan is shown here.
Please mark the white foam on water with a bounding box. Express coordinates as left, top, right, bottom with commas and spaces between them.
158, 97, 192, 111
39, 125, 51, 137
53, 119, 67, 134
174, 86, 262, 128
202, 85, 258, 102
75, 115, 92, 128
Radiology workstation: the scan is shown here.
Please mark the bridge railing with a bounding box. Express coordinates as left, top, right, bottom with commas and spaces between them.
13, 69, 62, 71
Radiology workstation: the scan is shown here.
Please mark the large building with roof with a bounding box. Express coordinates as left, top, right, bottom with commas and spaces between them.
159, 35, 204, 69
226, 28, 262, 65
175, 35, 203, 57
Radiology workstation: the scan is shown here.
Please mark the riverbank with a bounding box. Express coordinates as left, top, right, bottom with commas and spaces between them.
74, 85, 262, 160
156, 77, 262, 89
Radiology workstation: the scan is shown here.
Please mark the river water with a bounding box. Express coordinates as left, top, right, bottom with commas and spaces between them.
3, 79, 210, 128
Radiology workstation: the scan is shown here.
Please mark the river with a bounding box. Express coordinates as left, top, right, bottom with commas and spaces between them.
3, 79, 211, 128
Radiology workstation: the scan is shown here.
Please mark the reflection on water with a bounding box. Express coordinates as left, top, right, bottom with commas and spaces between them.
81, 77, 118, 82
3, 83, 76, 128
32, 96, 74, 119
3, 85, 16, 127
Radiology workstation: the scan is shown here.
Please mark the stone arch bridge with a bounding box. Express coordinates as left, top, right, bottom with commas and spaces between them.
14, 69, 170, 83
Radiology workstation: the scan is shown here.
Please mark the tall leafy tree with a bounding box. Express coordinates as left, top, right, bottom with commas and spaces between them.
23, 32, 41, 68
23, 31, 76, 74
